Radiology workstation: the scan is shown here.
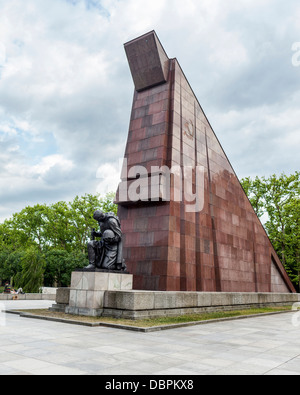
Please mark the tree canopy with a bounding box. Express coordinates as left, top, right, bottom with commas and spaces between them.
240, 172, 300, 289
0, 192, 117, 291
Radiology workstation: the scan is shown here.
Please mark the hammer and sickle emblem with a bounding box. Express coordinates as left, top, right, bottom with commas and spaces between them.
184, 120, 194, 140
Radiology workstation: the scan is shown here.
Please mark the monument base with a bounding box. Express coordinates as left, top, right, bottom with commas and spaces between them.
52, 274, 300, 319
102, 291, 300, 320
50, 288, 71, 313
63, 271, 133, 317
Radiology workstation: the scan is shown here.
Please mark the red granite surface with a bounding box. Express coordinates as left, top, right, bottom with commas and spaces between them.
116, 31, 296, 293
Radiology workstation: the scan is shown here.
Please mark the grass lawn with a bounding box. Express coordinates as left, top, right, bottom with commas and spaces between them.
17, 306, 293, 328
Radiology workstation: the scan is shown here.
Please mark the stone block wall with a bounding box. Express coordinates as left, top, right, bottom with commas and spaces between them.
115, 31, 295, 294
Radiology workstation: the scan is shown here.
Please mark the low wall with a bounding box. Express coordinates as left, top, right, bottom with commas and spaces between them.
0, 293, 56, 301
52, 287, 300, 319
40, 287, 57, 295
102, 291, 300, 319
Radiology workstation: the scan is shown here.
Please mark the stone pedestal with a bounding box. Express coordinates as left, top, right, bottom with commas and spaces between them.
65, 271, 133, 317
50, 288, 71, 312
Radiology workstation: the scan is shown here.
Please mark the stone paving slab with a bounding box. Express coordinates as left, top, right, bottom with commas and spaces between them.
0, 300, 300, 375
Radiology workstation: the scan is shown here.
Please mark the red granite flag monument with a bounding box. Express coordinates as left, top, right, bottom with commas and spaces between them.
116, 31, 296, 294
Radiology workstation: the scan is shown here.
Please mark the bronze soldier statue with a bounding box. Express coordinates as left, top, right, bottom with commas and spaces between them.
85, 210, 126, 271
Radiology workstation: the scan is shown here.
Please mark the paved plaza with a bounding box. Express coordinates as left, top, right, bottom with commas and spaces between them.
0, 300, 300, 375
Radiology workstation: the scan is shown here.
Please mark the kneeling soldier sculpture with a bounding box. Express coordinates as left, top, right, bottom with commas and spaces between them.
86, 210, 126, 272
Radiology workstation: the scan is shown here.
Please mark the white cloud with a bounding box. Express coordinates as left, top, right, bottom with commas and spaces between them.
3, 154, 74, 187
32, 155, 74, 177
0, 0, 299, 221
96, 161, 121, 196
0, 42, 6, 66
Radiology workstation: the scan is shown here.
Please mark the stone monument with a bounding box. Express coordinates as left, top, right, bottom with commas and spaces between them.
54, 31, 297, 321
115, 30, 296, 294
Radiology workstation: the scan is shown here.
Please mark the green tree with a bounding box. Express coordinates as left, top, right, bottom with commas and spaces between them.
241, 172, 300, 288
99, 192, 118, 215
17, 247, 46, 293
0, 192, 118, 290
44, 249, 70, 287
287, 199, 300, 285
68, 194, 102, 253
43, 249, 88, 287
12, 204, 48, 251
240, 176, 265, 217
43, 202, 73, 251
61, 251, 88, 287
0, 220, 34, 252
0, 251, 25, 286
0, 251, 10, 284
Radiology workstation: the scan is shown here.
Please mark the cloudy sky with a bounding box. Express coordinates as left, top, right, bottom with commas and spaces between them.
0, 0, 299, 222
